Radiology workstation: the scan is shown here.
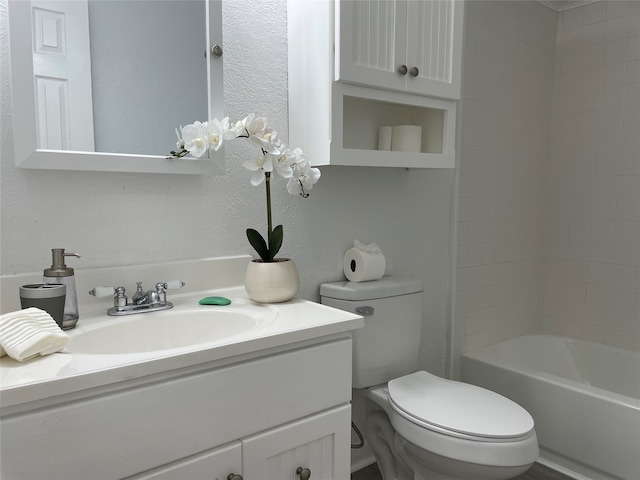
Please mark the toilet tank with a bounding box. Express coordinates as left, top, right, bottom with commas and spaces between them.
320, 277, 423, 388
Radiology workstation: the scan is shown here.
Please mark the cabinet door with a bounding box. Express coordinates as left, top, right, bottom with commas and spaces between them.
337, 0, 464, 100
337, 0, 407, 92
125, 442, 242, 480
405, 0, 464, 99
242, 405, 351, 480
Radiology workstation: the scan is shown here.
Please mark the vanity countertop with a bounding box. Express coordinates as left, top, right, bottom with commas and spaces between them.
0, 286, 363, 409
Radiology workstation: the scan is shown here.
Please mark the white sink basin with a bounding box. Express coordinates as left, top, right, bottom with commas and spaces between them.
67, 307, 278, 354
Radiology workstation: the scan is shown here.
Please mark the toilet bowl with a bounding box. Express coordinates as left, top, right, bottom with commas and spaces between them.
320, 277, 539, 480
361, 371, 538, 480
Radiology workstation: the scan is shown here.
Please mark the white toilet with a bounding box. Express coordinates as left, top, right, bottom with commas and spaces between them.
320, 277, 539, 480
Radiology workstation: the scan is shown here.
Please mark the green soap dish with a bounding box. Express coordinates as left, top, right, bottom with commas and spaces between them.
199, 296, 231, 306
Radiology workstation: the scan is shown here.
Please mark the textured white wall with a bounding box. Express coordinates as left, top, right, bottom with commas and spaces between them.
0, 0, 455, 375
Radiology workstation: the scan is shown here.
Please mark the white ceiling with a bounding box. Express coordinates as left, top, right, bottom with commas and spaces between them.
537, 0, 601, 12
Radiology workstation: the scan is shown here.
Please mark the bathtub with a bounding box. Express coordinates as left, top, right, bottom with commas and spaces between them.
461, 334, 640, 480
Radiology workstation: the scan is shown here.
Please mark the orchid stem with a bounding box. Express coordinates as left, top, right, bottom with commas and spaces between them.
265, 172, 272, 240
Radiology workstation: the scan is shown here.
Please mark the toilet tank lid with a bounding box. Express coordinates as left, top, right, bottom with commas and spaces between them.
320, 276, 423, 301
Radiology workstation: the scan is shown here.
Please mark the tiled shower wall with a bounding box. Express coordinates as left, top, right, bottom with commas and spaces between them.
543, 1, 640, 349
454, 0, 640, 374
454, 1, 557, 374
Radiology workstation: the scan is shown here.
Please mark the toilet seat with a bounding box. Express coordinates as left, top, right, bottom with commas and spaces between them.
388, 371, 534, 441
379, 371, 539, 468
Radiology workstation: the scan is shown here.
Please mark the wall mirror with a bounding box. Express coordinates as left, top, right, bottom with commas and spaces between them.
8, 0, 224, 174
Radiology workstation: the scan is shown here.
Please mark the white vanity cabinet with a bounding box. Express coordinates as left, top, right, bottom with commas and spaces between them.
287, 0, 464, 169
337, 0, 464, 100
0, 337, 353, 480
128, 407, 351, 480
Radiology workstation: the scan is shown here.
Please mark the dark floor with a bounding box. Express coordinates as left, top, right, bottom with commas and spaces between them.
351, 461, 573, 480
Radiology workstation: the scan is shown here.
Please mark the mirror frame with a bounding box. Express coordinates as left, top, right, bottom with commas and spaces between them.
8, 0, 224, 175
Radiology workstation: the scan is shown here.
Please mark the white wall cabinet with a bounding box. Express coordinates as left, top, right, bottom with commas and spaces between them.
337, 0, 464, 100
288, 0, 464, 169
0, 337, 353, 480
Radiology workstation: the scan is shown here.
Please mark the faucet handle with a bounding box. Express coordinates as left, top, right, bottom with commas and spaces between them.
164, 280, 185, 290
90, 286, 127, 308
89, 286, 116, 298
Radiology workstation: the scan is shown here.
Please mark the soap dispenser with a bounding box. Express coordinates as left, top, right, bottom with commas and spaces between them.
43, 248, 81, 330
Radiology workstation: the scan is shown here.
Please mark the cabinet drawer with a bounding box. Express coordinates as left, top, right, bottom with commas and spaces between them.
124, 442, 241, 480
0, 338, 352, 480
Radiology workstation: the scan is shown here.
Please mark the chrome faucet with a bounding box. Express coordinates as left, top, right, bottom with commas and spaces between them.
146, 282, 169, 305
89, 280, 185, 316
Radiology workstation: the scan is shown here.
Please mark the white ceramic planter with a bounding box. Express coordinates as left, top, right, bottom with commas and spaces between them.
245, 258, 299, 303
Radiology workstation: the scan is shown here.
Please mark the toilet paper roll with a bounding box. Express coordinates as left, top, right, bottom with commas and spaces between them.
377, 126, 393, 151
343, 248, 386, 282
391, 125, 422, 153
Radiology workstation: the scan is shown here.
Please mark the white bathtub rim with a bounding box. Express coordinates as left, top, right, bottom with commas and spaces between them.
462, 335, 640, 407
462, 354, 640, 409
538, 448, 625, 480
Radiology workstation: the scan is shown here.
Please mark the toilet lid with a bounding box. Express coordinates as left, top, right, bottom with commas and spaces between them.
388, 371, 534, 439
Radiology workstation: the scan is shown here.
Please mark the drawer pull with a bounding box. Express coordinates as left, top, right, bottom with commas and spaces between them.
227, 474, 243, 480
296, 466, 311, 480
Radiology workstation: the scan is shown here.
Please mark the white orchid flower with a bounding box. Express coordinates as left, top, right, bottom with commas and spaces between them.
243, 154, 273, 186
303, 166, 321, 190
243, 114, 268, 136
286, 161, 321, 197
273, 145, 305, 178
250, 127, 282, 154
228, 113, 267, 140
205, 117, 229, 152
224, 120, 242, 140
181, 121, 209, 158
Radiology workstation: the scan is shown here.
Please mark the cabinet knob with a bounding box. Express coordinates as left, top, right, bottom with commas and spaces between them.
205, 45, 224, 59
296, 466, 311, 480
398, 64, 408, 76
227, 474, 243, 480
410, 66, 419, 77
212, 44, 223, 57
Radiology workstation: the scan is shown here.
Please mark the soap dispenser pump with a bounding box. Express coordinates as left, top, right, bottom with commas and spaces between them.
43, 248, 81, 330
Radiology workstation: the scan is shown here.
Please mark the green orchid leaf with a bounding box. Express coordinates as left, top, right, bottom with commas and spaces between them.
246, 228, 270, 262
268, 225, 284, 260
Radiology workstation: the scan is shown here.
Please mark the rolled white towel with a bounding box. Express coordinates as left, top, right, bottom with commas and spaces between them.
0, 307, 70, 362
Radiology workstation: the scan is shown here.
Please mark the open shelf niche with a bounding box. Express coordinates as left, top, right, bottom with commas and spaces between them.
328, 83, 457, 168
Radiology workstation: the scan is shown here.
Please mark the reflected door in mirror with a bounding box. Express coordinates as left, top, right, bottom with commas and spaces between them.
31, 0, 95, 151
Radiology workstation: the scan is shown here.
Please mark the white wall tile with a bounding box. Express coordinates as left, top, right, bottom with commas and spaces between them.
614, 220, 640, 244
604, 39, 629, 65
562, 6, 584, 31
457, 1, 639, 357
584, 1, 607, 25
582, 45, 605, 69
629, 37, 640, 60
583, 22, 606, 46
606, 1, 631, 20
543, 2, 640, 351
605, 16, 635, 43
626, 60, 640, 84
